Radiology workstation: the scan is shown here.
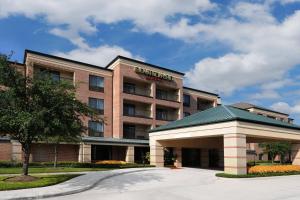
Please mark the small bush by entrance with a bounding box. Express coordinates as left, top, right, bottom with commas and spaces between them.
216, 171, 300, 178
248, 165, 300, 174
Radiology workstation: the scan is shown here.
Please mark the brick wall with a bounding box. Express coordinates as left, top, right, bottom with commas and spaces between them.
31, 144, 79, 162
0, 141, 12, 161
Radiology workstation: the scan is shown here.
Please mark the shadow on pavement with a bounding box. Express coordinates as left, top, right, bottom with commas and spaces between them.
93, 170, 164, 191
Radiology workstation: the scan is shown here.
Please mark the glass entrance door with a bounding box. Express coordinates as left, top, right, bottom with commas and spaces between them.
182, 148, 201, 167
209, 149, 220, 168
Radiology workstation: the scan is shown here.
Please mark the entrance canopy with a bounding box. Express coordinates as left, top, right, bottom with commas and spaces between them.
149, 105, 300, 175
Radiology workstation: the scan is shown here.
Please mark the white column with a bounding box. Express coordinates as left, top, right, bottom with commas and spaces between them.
292, 143, 300, 165
150, 139, 164, 167
78, 143, 91, 163
125, 146, 135, 163
224, 134, 247, 175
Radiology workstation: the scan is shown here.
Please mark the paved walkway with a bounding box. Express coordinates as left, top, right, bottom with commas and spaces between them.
2, 168, 300, 200
48, 168, 300, 200
0, 168, 155, 200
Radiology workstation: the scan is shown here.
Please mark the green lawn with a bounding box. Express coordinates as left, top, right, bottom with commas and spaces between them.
0, 167, 111, 174
0, 174, 80, 191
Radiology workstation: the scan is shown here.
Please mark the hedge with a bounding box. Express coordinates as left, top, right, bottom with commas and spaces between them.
0, 161, 154, 169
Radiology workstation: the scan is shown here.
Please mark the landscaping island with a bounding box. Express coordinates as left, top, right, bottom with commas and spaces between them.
0, 174, 79, 191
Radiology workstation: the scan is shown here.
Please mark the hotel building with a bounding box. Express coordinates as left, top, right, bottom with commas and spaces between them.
0, 50, 220, 163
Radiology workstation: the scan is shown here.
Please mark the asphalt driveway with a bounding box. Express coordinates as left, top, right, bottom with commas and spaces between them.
48, 168, 300, 200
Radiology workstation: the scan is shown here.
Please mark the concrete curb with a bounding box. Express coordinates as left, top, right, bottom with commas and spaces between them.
7, 168, 155, 200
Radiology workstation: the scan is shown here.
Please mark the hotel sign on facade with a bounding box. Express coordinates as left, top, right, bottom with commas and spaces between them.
135, 67, 174, 81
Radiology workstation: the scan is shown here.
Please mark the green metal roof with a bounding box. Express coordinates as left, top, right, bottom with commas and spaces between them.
150, 105, 300, 132
82, 136, 149, 145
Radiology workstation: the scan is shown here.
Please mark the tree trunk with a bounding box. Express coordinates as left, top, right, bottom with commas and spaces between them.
22, 144, 31, 176
54, 144, 58, 168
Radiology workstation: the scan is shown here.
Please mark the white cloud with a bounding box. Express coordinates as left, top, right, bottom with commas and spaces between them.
230, 2, 275, 23
54, 45, 142, 67
260, 79, 295, 91
0, 0, 215, 47
271, 102, 300, 115
1, 0, 300, 98
250, 90, 281, 100
277, 0, 300, 4
185, 4, 300, 95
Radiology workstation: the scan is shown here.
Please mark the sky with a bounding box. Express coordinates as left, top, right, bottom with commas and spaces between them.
0, 0, 300, 122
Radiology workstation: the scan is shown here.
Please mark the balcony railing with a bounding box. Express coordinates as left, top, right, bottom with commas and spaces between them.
156, 93, 179, 102
123, 87, 152, 97
156, 115, 177, 121
123, 110, 152, 119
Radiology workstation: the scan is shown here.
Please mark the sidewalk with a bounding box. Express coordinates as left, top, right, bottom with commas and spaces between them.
0, 168, 156, 200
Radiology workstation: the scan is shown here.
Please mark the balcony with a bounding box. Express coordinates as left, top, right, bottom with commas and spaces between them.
156, 106, 179, 121
124, 110, 151, 119
123, 100, 152, 119
123, 87, 151, 97
156, 87, 179, 102
123, 124, 150, 140
123, 78, 152, 98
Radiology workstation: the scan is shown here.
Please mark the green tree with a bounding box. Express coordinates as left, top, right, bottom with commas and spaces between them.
259, 142, 291, 163
0, 55, 96, 176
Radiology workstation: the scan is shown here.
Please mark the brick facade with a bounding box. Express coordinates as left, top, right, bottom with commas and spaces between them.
0, 50, 219, 163
31, 144, 79, 162
0, 141, 12, 161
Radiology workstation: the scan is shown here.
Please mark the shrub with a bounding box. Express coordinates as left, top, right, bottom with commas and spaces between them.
0, 161, 23, 168
249, 165, 300, 174
95, 160, 127, 165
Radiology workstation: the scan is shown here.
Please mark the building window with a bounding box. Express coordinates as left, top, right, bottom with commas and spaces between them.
156, 108, 168, 121
39, 69, 60, 82
184, 112, 190, 117
89, 75, 104, 92
183, 94, 190, 107
123, 124, 135, 139
89, 98, 104, 115
88, 121, 104, 137
123, 82, 136, 94
123, 103, 135, 116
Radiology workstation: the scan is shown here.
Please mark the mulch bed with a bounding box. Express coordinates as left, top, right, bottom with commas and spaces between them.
5, 175, 40, 182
